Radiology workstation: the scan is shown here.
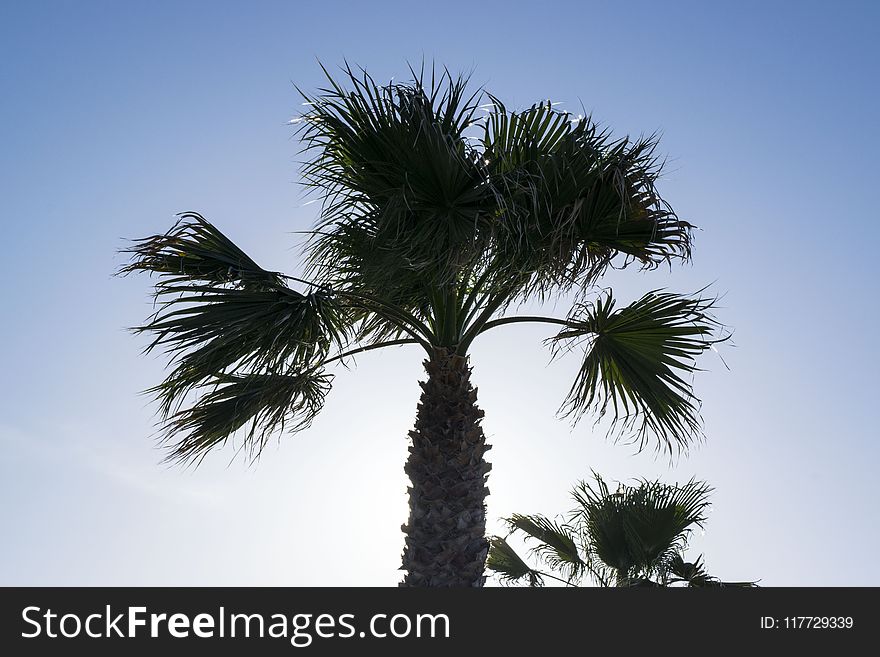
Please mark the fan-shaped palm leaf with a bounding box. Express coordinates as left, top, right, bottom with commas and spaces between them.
482, 103, 692, 296
551, 290, 726, 453
486, 536, 544, 587
157, 370, 331, 465
119, 213, 354, 463
573, 473, 712, 583
506, 514, 586, 584
299, 64, 490, 292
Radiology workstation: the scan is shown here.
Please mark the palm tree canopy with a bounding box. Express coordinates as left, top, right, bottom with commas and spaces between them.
489, 473, 754, 587
299, 65, 691, 312
120, 64, 724, 464
572, 473, 712, 583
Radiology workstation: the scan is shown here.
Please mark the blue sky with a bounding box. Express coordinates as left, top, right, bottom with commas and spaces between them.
1, 0, 877, 585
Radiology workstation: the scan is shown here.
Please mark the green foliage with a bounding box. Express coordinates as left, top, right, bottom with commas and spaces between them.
486, 536, 544, 587
506, 514, 586, 584
488, 473, 756, 587
551, 291, 726, 453
481, 101, 692, 298
157, 371, 331, 465
120, 213, 348, 463
572, 473, 711, 583
121, 64, 725, 463
297, 65, 694, 326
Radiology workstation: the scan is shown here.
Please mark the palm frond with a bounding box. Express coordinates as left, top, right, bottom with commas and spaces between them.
494, 472, 754, 588
482, 105, 692, 297
619, 478, 712, 575
572, 473, 712, 579
506, 514, 586, 584
666, 554, 758, 587
298, 64, 491, 292
119, 214, 352, 463
157, 370, 331, 465
486, 536, 544, 587
138, 285, 347, 417
550, 290, 726, 454
570, 474, 637, 578
119, 211, 285, 289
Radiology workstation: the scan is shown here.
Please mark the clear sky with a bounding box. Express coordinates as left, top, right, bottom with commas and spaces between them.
1, 0, 877, 586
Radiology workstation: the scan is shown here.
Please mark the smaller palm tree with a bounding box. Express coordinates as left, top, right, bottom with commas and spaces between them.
488, 473, 756, 587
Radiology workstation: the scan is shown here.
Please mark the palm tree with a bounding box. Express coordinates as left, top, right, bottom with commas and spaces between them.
488, 473, 756, 587
119, 64, 725, 587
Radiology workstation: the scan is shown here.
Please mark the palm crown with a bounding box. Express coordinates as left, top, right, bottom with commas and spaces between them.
120, 64, 725, 585
488, 473, 756, 587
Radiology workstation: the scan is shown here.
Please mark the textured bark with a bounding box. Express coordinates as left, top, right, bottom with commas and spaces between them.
399, 348, 491, 587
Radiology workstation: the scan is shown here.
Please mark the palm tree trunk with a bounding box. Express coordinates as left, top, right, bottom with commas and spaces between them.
400, 347, 491, 587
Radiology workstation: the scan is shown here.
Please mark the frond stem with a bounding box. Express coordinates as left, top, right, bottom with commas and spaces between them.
322, 339, 420, 366
459, 314, 573, 353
